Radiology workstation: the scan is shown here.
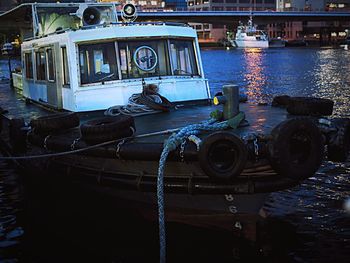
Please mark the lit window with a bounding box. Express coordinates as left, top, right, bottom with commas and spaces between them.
24, 53, 33, 79
35, 50, 46, 81
151, 1, 157, 5
46, 48, 55, 81
79, 42, 119, 85
169, 40, 198, 76
61, 47, 70, 85
118, 39, 170, 79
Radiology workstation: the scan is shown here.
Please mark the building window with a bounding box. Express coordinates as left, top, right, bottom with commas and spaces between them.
169, 40, 198, 76
46, 48, 55, 81
61, 46, 70, 85
24, 53, 33, 79
79, 42, 119, 85
118, 39, 170, 79
35, 50, 46, 81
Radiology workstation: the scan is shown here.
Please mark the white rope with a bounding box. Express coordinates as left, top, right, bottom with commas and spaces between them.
104, 94, 160, 116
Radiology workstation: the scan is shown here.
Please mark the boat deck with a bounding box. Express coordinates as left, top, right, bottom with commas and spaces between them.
0, 82, 289, 142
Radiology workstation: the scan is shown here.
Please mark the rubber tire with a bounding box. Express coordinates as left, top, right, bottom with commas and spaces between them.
286, 97, 334, 116
328, 118, 350, 162
268, 118, 324, 180
30, 112, 80, 134
271, 95, 290, 107
80, 115, 135, 144
199, 132, 248, 181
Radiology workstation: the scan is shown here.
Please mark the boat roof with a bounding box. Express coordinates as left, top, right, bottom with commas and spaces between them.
0, 2, 192, 43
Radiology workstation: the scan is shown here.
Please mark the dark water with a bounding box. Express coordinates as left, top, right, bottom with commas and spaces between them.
1, 47, 350, 262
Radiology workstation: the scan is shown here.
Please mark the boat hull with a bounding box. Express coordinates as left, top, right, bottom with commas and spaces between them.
233, 40, 269, 48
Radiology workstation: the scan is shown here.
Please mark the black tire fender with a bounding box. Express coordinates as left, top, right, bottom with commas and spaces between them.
327, 118, 350, 162
271, 95, 291, 107
268, 118, 324, 180
80, 115, 135, 144
30, 112, 80, 134
287, 97, 334, 116
198, 131, 248, 181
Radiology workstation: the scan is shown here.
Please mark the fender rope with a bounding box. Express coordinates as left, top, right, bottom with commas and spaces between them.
157, 112, 245, 263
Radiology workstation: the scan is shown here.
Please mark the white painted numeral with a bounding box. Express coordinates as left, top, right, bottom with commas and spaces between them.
225, 194, 234, 202
229, 205, 237, 214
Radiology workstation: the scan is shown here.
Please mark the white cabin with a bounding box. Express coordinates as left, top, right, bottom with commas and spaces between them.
232, 18, 269, 48
19, 3, 210, 112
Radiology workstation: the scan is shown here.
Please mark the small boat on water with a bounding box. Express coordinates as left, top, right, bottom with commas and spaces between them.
0, 2, 350, 260
230, 16, 269, 48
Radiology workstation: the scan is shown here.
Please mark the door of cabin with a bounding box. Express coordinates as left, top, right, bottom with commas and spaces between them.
45, 43, 63, 109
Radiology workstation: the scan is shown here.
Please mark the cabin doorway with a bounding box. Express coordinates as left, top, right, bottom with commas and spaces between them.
45, 43, 63, 109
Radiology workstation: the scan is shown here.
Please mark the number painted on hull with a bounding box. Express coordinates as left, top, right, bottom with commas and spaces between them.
225, 194, 234, 202
229, 205, 238, 214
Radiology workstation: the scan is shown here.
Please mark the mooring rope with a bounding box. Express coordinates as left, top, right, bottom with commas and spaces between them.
156, 112, 245, 263
104, 93, 159, 116
0, 128, 182, 161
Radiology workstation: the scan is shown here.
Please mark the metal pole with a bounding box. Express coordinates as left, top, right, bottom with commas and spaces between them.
8, 55, 13, 88
222, 84, 239, 120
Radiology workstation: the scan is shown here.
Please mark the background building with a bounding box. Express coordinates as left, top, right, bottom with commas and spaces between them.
272, 0, 350, 44
277, 0, 350, 11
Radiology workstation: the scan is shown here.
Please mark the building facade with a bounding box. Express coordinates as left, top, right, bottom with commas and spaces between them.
277, 0, 350, 11
272, 0, 350, 44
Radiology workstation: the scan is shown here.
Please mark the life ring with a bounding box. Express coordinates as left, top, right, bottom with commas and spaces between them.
286, 97, 334, 116
268, 118, 324, 180
80, 115, 135, 144
30, 112, 80, 134
271, 95, 290, 107
198, 132, 248, 181
327, 118, 350, 162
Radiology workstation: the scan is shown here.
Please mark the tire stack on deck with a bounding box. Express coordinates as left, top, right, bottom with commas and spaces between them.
271, 95, 350, 165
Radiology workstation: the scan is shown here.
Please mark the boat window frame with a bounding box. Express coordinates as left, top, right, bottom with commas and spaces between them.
77, 41, 120, 86
168, 38, 200, 77
61, 46, 70, 87
24, 51, 34, 80
76, 37, 202, 87
35, 49, 46, 81
117, 38, 171, 80
45, 47, 55, 82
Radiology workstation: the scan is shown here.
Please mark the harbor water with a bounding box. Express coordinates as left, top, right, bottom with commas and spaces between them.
1, 47, 350, 262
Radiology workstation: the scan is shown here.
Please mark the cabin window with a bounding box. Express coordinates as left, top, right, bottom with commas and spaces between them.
78, 42, 119, 85
61, 47, 70, 85
35, 51, 46, 81
46, 48, 55, 81
169, 40, 199, 76
24, 53, 33, 79
118, 40, 170, 79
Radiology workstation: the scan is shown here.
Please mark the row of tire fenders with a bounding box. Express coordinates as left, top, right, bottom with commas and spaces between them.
4, 95, 350, 182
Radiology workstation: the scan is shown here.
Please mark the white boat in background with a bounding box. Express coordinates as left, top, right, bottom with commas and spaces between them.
230, 16, 269, 48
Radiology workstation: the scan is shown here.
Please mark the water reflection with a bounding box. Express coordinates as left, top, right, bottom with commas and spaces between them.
312, 49, 350, 117
242, 48, 267, 103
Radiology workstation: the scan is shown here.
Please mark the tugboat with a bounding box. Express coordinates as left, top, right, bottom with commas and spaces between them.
0, 2, 350, 261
